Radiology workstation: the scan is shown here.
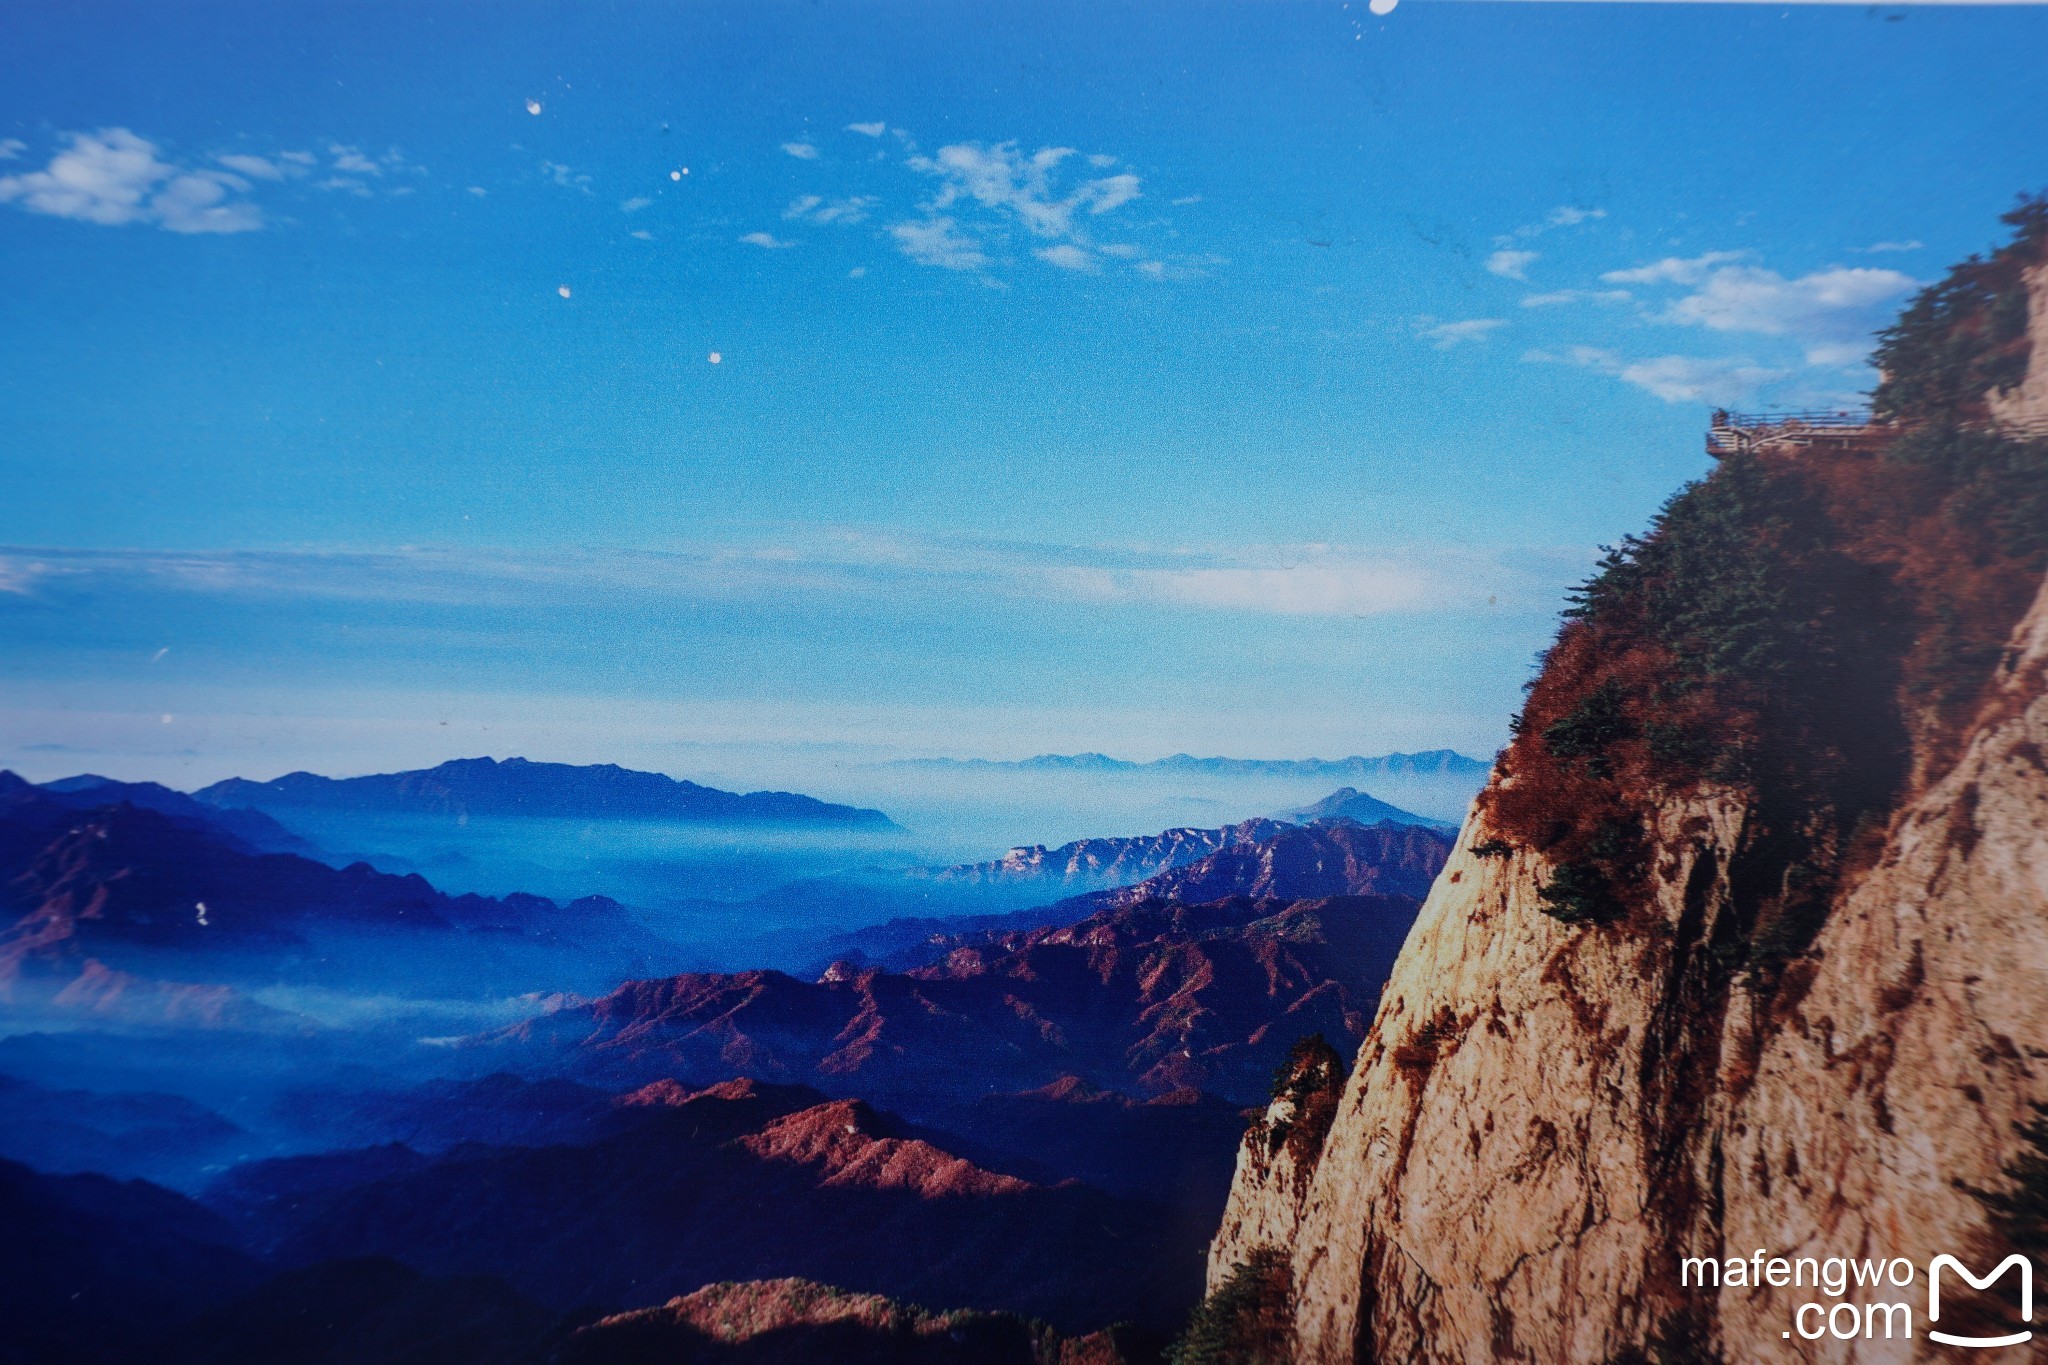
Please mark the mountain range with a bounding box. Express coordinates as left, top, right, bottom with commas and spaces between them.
0, 777, 682, 1013
491, 817, 1441, 1106
208, 1077, 1198, 1334
890, 750, 1490, 780
817, 814, 1448, 973
194, 756, 896, 829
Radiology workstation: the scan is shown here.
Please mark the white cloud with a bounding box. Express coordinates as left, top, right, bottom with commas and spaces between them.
1547, 206, 1605, 227
1102, 561, 1437, 616
1419, 318, 1506, 349
1486, 249, 1538, 280
0, 139, 24, 161
1036, 243, 1096, 272
329, 145, 381, 175
151, 170, 264, 233
781, 141, 820, 160
846, 122, 887, 138
1083, 172, 1140, 215
739, 230, 796, 249
910, 141, 1141, 240
885, 140, 1161, 279
316, 177, 371, 197
1098, 243, 1140, 259
785, 194, 875, 225
1520, 288, 1631, 308
217, 153, 286, 181
1528, 345, 1785, 406
540, 161, 590, 192
630, 228, 654, 241
467, 185, 488, 197
888, 216, 986, 271
0, 537, 1527, 626
0, 129, 263, 233
1171, 194, 1201, 206
1601, 250, 1747, 286
619, 196, 652, 212
1860, 240, 1923, 254
1662, 264, 1915, 357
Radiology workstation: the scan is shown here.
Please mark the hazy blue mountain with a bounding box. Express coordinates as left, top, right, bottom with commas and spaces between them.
0, 788, 688, 1007
890, 749, 1490, 780
13, 771, 316, 856
194, 756, 896, 829
1272, 786, 1454, 830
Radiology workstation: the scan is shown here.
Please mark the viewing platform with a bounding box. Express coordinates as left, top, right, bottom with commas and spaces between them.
1706, 409, 1891, 458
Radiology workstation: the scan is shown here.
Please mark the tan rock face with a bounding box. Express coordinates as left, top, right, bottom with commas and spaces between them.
1207, 572, 2048, 1363
1209, 1039, 1346, 1292
1989, 263, 2048, 436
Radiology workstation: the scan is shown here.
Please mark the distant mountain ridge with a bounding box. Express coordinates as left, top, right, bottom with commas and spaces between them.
823, 811, 1453, 972
194, 756, 896, 829
33, 774, 316, 854
1072, 818, 1450, 915
1273, 786, 1455, 829
913, 816, 1295, 892
486, 815, 1451, 1106
890, 749, 1490, 779
498, 890, 1423, 1108
0, 782, 674, 1009
914, 790, 1443, 896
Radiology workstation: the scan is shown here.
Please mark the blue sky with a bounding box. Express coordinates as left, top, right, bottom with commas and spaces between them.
2, 0, 2046, 786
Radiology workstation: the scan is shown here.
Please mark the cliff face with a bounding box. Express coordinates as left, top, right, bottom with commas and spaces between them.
1209, 212, 2048, 1363
1261, 574, 2048, 1364
1208, 1036, 1347, 1292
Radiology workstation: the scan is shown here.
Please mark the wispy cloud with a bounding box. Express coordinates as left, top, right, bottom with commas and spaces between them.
1498, 205, 1607, 244
885, 140, 1159, 279
1521, 289, 1631, 308
1035, 243, 1096, 272
1658, 263, 1916, 361
910, 143, 1140, 238
739, 230, 796, 250
619, 196, 652, 213
1519, 233, 1919, 402
540, 160, 591, 193
1418, 318, 1506, 349
1600, 250, 1747, 286
1858, 240, 1924, 254
0, 536, 1544, 621
330, 145, 381, 175
0, 129, 263, 234
763, 126, 1199, 284
217, 153, 287, 181
887, 216, 986, 271
0, 139, 23, 161
784, 194, 876, 225
1486, 249, 1537, 280
1525, 345, 1786, 405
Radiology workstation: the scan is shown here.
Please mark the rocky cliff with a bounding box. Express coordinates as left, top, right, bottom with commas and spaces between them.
1206, 202, 2048, 1362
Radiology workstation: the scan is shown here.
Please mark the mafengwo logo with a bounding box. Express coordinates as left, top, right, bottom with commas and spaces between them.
1928, 1255, 2032, 1350
1680, 1251, 2034, 1347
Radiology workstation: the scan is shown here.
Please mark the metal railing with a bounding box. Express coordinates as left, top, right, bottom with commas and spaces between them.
1706, 408, 1886, 456
1710, 409, 1872, 429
